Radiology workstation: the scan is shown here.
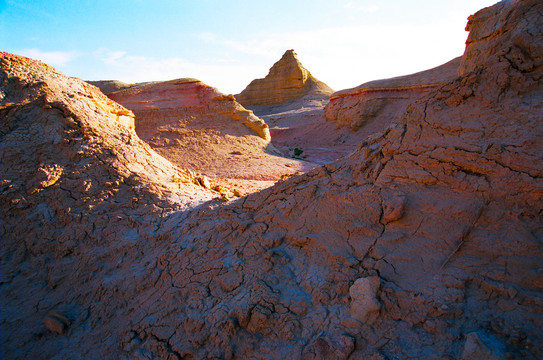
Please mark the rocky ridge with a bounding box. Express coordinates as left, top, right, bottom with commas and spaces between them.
87, 80, 132, 94
0, 52, 219, 359
236, 49, 333, 108
1, 0, 542, 359
324, 56, 462, 133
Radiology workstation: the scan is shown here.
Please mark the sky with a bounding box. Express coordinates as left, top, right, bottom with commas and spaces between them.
1, 0, 498, 95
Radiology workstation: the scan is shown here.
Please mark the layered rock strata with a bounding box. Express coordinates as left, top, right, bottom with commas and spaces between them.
236, 49, 333, 107
324, 56, 461, 132
107, 79, 314, 186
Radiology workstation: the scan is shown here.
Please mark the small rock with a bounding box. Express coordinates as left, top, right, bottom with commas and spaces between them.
44, 311, 70, 334
382, 194, 406, 224
302, 333, 355, 360
461, 332, 505, 360
197, 176, 211, 189
349, 276, 381, 323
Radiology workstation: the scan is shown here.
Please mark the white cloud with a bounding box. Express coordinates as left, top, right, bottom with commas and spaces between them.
93, 48, 127, 64
86, 49, 263, 95
194, 32, 219, 42
344, 1, 379, 12
14, 48, 79, 66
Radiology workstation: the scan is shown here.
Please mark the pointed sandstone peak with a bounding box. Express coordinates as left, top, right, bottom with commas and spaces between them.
236, 49, 333, 107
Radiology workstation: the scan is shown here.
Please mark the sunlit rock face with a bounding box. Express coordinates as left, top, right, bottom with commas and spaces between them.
107, 78, 314, 188
1, 0, 543, 359
324, 56, 461, 132
236, 49, 334, 107
87, 79, 132, 94
109, 78, 270, 141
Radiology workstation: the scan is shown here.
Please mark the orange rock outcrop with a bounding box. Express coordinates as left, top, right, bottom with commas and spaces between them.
236, 49, 333, 107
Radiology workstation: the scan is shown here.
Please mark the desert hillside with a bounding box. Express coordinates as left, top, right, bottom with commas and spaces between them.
1, 0, 542, 359
106, 78, 313, 195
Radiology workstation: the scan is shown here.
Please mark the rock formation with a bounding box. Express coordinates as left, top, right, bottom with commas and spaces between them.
126, 2, 542, 357
1, 0, 543, 359
0, 52, 218, 359
87, 79, 132, 94
236, 49, 333, 108
107, 78, 314, 193
324, 56, 462, 133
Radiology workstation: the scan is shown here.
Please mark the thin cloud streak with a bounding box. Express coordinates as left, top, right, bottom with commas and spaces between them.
14, 48, 80, 67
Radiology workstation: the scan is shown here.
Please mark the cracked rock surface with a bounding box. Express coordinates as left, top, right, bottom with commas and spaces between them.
1, 0, 543, 359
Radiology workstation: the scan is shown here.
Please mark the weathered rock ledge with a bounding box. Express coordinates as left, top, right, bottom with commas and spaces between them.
324, 56, 461, 131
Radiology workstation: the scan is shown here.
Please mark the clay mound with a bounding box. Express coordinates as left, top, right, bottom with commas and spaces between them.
87, 79, 132, 94
324, 56, 461, 133
236, 49, 334, 108
108, 78, 315, 193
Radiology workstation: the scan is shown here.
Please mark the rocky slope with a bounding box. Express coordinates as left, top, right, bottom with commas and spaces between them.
1, 0, 542, 359
87, 80, 132, 94
236, 50, 333, 108
119, 1, 543, 358
107, 79, 314, 195
324, 56, 462, 134
0, 52, 219, 359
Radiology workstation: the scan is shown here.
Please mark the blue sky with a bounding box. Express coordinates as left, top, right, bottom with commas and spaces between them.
1, 0, 498, 94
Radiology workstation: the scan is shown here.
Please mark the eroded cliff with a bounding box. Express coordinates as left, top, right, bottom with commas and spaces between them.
107, 78, 314, 193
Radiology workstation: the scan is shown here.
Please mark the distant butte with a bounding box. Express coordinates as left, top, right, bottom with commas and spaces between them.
87, 79, 132, 94
236, 49, 333, 107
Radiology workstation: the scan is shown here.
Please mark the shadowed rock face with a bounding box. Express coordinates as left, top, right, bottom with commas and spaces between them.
236, 49, 334, 107
0, 52, 217, 359
324, 56, 462, 132
1, 1, 543, 360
